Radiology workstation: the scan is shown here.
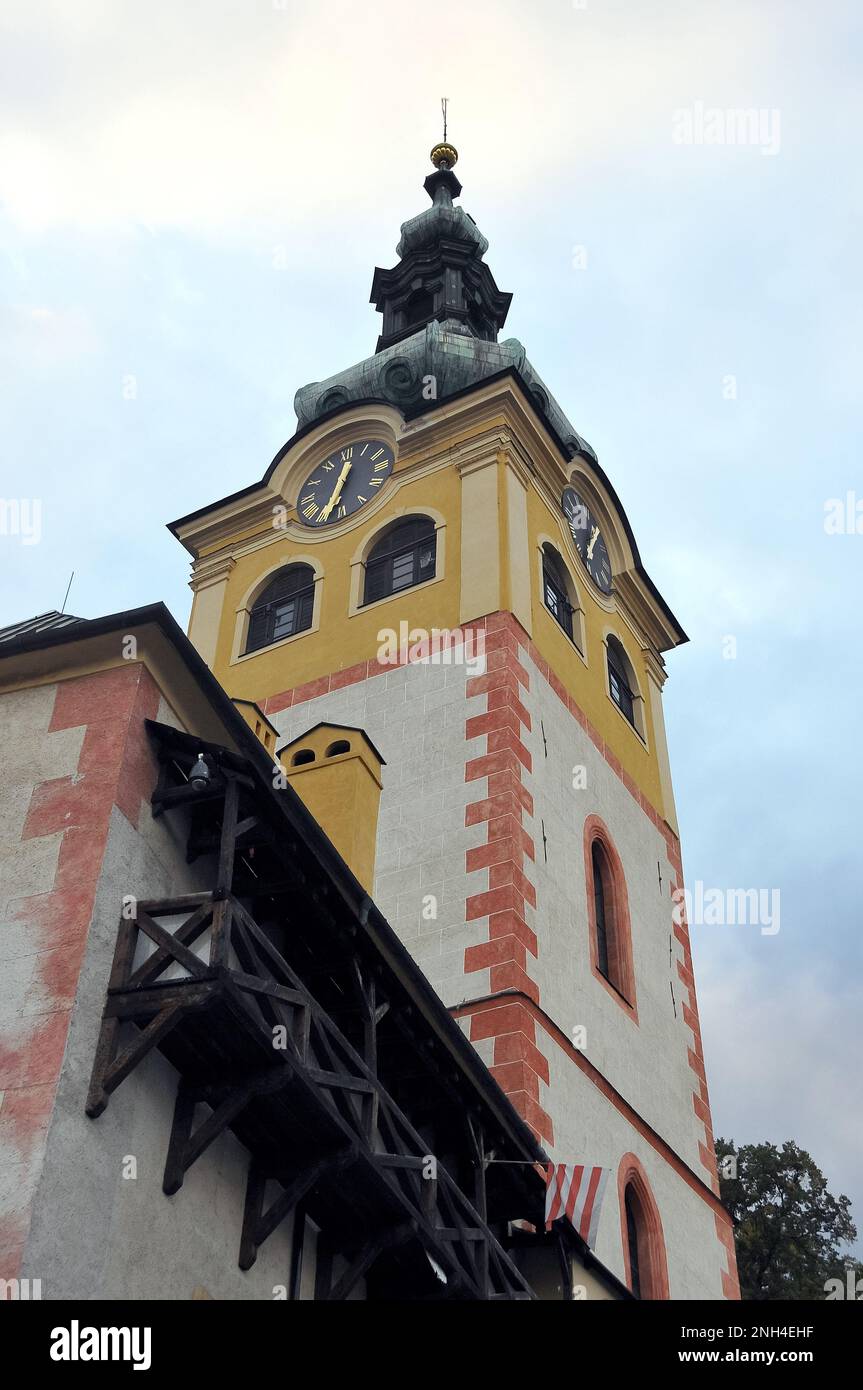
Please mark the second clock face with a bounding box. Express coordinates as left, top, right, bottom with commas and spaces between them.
562, 485, 612, 595
297, 439, 395, 527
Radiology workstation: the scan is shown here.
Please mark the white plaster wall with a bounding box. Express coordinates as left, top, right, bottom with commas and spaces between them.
523, 651, 703, 1173
270, 655, 489, 1006
21, 803, 300, 1299
545, 1043, 725, 1299
522, 651, 728, 1299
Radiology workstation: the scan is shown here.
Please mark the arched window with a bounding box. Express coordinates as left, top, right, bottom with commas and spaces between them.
291, 748, 315, 767
541, 545, 576, 641
583, 816, 637, 1017
606, 635, 638, 730
325, 740, 351, 757
405, 287, 434, 328
617, 1156, 669, 1299
363, 517, 436, 605
625, 1185, 643, 1298
246, 565, 315, 653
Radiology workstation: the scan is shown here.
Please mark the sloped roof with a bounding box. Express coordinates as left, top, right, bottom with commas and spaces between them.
0, 610, 83, 646
277, 720, 387, 766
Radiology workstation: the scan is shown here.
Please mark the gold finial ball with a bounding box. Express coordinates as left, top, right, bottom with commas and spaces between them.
430, 142, 458, 172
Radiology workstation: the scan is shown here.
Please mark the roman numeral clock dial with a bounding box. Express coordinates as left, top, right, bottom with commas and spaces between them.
297, 440, 395, 526
562, 485, 613, 595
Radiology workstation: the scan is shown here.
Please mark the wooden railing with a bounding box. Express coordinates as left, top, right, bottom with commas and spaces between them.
87, 890, 533, 1300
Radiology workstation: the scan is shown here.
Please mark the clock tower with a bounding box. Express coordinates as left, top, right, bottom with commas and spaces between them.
170, 144, 739, 1300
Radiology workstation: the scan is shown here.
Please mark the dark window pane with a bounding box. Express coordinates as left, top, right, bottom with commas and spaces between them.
625, 1188, 642, 1298
406, 288, 434, 326
272, 598, 298, 641
608, 648, 636, 726
391, 551, 416, 590
542, 559, 574, 640
246, 566, 315, 653
364, 558, 386, 605
247, 607, 269, 652
362, 519, 437, 604
592, 841, 610, 980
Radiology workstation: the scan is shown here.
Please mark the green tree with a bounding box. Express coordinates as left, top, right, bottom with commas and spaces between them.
716, 1137, 862, 1300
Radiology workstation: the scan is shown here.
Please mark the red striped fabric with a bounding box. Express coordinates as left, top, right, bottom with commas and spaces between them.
544, 1163, 610, 1249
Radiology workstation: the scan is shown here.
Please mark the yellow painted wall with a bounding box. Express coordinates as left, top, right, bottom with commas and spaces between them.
185, 395, 675, 827
209, 464, 463, 705
231, 698, 278, 757
523, 487, 665, 815
283, 724, 383, 891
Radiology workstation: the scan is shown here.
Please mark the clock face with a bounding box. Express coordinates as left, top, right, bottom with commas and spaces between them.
562, 485, 612, 595
297, 439, 395, 527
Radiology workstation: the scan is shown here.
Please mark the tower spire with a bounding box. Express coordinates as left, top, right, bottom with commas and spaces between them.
427, 97, 459, 203
367, 127, 510, 353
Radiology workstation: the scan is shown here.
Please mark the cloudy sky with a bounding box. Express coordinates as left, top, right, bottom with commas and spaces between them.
2, 1, 861, 1252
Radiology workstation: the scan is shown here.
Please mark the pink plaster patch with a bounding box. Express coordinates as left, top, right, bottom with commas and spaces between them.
1, 661, 164, 1279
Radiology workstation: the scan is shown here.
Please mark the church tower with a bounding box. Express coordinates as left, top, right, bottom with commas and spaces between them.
169, 145, 739, 1300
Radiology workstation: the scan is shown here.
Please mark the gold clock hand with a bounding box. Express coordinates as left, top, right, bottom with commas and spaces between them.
586, 525, 599, 560
319, 462, 352, 520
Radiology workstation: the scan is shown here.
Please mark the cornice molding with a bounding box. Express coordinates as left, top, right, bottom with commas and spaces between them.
190, 554, 237, 590
173, 375, 685, 654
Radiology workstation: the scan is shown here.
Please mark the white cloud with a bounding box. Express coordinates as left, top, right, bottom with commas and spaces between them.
699, 953, 863, 1249
0, 303, 101, 368
0, 0, 783, 235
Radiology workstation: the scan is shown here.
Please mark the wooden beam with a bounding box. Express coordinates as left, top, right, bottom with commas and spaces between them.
135, 893, 213, 915
134, 909, 211, 981
288, 1202, 306, 1300
304, 1067, 374, 1095
104, 980, 215, 1019
208, 895, 232, 970
163, 1084, 196, 1196
215, 775, 240, 900
324, 1221, 416, 1301
84, 914, 139, 1117
238, 1161, 267, 1272
100, 1002, 186, 1102
126, 900, 213, 989
240, 1146, 358, 1270
466, 1114, 490, 1295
